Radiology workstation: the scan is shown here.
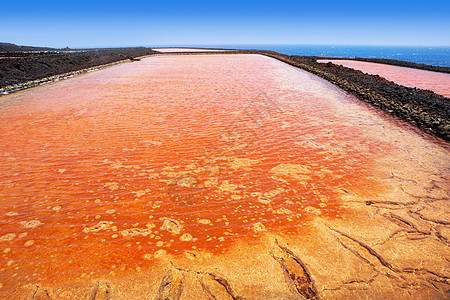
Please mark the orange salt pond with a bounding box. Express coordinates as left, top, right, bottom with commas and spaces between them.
153, 48, 226, 52
0, 54, 448, 298
318, 59, 450, 97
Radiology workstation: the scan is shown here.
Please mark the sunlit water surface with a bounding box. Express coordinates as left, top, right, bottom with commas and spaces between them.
0, 54, 448, 290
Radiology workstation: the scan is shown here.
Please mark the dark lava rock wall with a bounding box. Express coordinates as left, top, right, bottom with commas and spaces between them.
0, 47, 157, 88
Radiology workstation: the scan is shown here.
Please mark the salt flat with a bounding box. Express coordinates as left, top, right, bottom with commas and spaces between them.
0, 54, 448, 299
153, 48, 227, 52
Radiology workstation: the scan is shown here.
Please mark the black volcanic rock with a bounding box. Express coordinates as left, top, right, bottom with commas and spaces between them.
0, 42, 55, 52
0, 47, 158, 88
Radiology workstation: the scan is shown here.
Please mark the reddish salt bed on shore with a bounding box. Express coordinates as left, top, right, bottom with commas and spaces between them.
318, 59, 450, 97
153, 48, 226, 52
0, 54, 447, 292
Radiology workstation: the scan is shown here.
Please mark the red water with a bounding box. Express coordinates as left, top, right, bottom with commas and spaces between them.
318, 59, 450, 97
0, 55, 397, 288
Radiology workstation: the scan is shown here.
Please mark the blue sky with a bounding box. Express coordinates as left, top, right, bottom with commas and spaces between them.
1, 0, 449, 48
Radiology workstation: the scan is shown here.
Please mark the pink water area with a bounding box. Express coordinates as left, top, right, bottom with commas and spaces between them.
318, 59, 450, 98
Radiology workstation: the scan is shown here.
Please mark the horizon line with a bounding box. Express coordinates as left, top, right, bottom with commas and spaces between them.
3, 42, 450, 49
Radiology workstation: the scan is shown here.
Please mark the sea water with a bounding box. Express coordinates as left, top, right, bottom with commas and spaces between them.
167, 45, 450, 67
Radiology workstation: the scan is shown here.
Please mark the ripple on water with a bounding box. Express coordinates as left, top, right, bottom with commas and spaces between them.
0, 54, 442, 288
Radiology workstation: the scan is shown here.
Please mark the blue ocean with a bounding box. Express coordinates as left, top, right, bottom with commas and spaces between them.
188, 45, 450, 67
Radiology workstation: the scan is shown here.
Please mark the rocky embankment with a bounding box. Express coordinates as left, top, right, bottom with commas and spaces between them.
0, 45, 157, 92
261, 52, 450, 141
314, 56, 450, 74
